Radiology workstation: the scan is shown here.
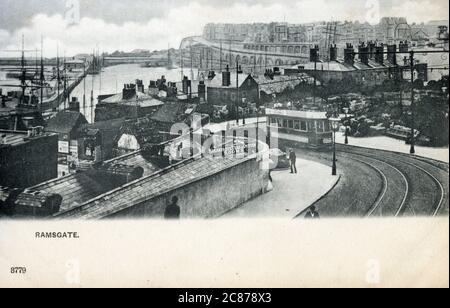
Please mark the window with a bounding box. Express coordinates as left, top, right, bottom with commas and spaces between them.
316, 121, 325, 133
283, 119, 288, 128
294, 120, 300, 130
277, 118, 282, 128
300, 121, 307, 132
288, 120, 294, 129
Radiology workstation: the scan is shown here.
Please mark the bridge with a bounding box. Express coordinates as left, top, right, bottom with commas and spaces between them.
179, 36, 315, 74
103, 56, 169, 67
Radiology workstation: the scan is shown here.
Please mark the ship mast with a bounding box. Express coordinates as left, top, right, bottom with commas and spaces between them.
20, 35, 26, 106
40, 36, 44, 111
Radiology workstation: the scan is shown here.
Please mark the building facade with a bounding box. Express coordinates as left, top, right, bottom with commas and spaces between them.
206, 71, 259, 107
45, 111, 88, 177
0, 129, 58, 188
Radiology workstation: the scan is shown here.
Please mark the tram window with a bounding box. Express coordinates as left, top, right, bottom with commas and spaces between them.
288, 120, 294, 129
316, 121, 325, 133
270, 117, 277, 125
277, 118, 282, 127
294, 120, 300, 130
300, 121, 307, 131
283, 119, 288, 128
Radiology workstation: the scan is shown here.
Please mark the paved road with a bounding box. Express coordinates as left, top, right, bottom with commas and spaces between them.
295, 145, 449, 218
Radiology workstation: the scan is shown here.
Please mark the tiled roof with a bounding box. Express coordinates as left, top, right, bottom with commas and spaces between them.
117, 117, 162, 148
0, 130, 55, 147
56, 154, 255, 219
28, 150, 160, 212
46, 111, 88, 134
100, 91, 164, 107
151, 102, 187, 123
209, 73, 253, 88
254, 75, 311, 95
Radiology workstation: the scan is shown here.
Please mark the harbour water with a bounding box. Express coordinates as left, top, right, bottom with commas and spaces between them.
70, 64, 199, 123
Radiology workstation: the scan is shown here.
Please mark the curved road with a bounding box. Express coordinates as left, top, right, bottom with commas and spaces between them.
295, 145, 449, 218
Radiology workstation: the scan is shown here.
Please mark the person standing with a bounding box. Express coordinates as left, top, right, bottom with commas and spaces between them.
289, 149, 297, 174
164, 196, 181, 220
305, 206, 320, 219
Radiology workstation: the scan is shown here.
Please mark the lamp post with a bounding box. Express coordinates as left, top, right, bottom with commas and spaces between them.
343, 107, 349, 145
328, 116, 340, 176
409, 51, 416, 155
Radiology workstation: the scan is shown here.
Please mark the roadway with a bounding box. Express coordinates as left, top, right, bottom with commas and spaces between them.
295, 144, 449, 218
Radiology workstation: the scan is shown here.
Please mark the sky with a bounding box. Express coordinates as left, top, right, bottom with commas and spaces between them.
0, 0, 448, 57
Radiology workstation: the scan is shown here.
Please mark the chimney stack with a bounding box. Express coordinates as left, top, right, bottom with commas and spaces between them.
310, 45, 320, 62
69, 97, 80, 112
198, 81, 206, 102
330, 44, 338, 62
358, 42, 369, 65
344, 43, 355, 66
375, 44, 385, 65
387, 44, 397, 65
369, 41, 376, 59
182, 76, 192, 96
122, 84, 136, 100
208, 70, 216, 80
222, 65, 231, 87
399, 41, 409, 53
136, 79, 144, 93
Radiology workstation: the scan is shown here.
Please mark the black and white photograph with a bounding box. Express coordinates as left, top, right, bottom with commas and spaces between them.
0, 0, 448, 289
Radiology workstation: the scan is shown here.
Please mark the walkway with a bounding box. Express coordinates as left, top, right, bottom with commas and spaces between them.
336, 134, 448, 163
223, 158, 339, 218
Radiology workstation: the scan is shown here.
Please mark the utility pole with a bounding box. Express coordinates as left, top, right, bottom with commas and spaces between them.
235, 60, 240, 125
410, 50, 415, 154
91, 49, 94, 123
63, 51, 67, 110
83, 63, 86, 116
56, 44, 60, 111
220, 40, 223, 72
190, 44, 194, 81
40, 36, 44, 112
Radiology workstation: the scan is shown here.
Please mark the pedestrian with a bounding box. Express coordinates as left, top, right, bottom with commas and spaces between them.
289, 149, 297, 174
164, 196, 181, 220
305, 206, 320, 219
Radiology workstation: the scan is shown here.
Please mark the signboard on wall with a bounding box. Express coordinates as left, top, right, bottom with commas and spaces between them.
58, 141, 70, 154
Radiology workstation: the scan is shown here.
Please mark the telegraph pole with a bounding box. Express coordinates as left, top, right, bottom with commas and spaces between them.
220, 40, 223, 72
236, 60, 239, 125
410, 50, 416, 154
40, 36, 44, 112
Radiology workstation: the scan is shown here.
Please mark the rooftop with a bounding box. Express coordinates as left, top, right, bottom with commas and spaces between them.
151, 101, 188, 124
100, 91, 164, 108
0, 130, 55, 148
266, 108, 330, 119
296, 58, 400, 72
46, 111, 88, 135
254, 74, 312, 95
27, 150, 160, 212
56, 153, 255, 219
209, 73, 254, 88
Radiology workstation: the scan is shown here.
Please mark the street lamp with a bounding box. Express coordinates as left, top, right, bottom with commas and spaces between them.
343, 107, 349, 145
329, 116, 341, 176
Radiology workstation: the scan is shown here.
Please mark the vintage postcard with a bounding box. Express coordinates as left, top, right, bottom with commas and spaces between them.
0, 0, 448, 290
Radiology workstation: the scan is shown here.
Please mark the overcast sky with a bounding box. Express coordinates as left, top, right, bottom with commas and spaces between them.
0, 0, 448, 57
